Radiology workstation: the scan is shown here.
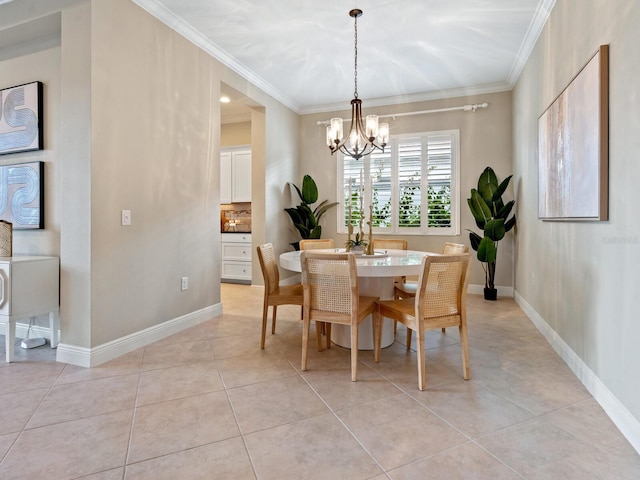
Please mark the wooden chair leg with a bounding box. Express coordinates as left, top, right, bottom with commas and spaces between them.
271, 305, 278, 334
441, 327, 446, 333
326, 323, 332, 349
416, 326, 426, 391
350, 322, 358, 382
406, 328, 412, 349
260, 303, 269, 349
301, 313, 310, 371
373, 310, 382, 363
459, 324, 470, 380
316, 322, 324, 352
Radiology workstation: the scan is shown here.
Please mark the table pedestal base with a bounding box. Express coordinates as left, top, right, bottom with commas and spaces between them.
330, 277, 395, 350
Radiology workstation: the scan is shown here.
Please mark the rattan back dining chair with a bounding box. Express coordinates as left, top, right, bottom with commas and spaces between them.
375, 253, 471, 390
394, 242, 468, 338
299, 239, 335, 250
256, 243, 304, 349
394, 242, 468, 299
300, 251, 380, 381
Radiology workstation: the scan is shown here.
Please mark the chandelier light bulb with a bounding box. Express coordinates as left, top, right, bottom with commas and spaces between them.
365, 115, 379, 139
378, 123, 389, 146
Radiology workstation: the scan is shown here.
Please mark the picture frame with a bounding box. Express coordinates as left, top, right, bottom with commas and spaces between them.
0, 161, 44, 229
0, 81, 44, 155
538, 45, 609, 221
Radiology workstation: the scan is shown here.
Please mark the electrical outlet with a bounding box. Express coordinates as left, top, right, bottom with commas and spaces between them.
121, 210, 131, 226
181, 276, 188, 291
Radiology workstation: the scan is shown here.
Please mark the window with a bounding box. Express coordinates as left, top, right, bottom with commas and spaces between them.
338, 130, 460, 235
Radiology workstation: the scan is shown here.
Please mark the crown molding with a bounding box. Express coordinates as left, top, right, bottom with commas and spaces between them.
298, 82, 512, 115
132, 0, 300, 113
507, 0, 557, 87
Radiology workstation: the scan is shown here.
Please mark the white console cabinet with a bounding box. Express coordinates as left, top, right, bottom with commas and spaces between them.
221, 233, 252, 284
0, 256, 60, 362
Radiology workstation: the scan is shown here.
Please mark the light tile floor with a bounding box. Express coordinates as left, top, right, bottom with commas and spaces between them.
1, 284, 639, 479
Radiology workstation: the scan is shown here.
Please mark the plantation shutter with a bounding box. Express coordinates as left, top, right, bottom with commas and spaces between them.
397, 139, 422, 228
370, 150, 392, 227
426, 134, 453, 228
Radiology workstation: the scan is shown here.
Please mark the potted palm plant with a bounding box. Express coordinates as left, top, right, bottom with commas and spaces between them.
467, 167, 516, 300
285, 175, 338, 250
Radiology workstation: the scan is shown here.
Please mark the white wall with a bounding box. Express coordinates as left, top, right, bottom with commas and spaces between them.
513, 0, 640, 446
297, 91, 514, 291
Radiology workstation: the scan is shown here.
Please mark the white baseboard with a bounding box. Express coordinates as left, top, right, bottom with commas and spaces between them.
56, 303, 223, 368
515, 291, 640, 454
468, 284, 513, 297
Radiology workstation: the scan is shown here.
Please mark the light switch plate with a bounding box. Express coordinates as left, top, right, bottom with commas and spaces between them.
121, 210, 131, 226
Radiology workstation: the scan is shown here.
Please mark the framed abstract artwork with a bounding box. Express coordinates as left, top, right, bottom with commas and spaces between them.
538, 45, 609, 221
0, 161, 44, 229
0, 81, 44, 155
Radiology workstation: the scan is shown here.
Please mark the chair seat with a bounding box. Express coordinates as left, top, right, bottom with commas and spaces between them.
378, 297, 415, 316
394, 281, 417, 297
357, 295, 379, 313
270, 283, 304, 305
308, 295, 378, 326
379, 297, 461, 330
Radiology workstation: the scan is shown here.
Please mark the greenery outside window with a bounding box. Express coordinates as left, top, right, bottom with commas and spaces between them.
338, 130, 460, 235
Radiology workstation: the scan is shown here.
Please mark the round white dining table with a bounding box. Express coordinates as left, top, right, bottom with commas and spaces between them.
279, 248, 432, 350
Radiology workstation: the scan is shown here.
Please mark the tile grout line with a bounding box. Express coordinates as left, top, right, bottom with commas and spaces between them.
218, 359, 261, 479
290, 354, 389, 475
122, 351, 145, 473
0, 359, 67, 470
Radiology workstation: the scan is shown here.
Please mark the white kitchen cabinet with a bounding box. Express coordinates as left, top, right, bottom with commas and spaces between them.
0, 256, 60, 362
221, 233, 252, 284
220, 148, 251, 203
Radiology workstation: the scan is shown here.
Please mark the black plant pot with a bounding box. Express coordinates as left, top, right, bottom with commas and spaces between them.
483, 287, 497, 301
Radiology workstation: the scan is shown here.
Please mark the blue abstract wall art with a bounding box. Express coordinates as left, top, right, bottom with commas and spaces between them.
0, 161, 44, 229
0, 81, 43, 155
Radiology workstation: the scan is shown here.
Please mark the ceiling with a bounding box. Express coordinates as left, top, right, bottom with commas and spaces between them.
0, 0, 556, 115
138, 0, 555, 115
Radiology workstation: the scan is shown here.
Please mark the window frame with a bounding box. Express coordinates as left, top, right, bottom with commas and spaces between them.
336, 129, 460, 236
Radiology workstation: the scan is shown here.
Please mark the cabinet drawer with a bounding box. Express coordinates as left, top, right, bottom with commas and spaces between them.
221, 233, 251, 243
222, 261, 252, 280
222, 243, 251, 261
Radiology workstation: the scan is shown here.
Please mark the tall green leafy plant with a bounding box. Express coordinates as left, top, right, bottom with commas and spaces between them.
285, 175, 338, 247
467, 167, 516, 297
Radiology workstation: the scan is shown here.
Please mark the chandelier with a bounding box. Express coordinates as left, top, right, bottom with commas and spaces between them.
326, 9, 389, 160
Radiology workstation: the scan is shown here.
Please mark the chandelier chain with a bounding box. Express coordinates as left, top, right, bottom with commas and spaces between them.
354, 13, 358, 99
